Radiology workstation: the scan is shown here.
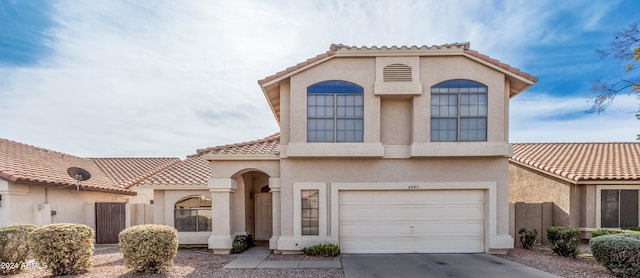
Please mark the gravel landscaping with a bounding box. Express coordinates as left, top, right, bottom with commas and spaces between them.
496, 243, 613, 278
10, 243, 614, 277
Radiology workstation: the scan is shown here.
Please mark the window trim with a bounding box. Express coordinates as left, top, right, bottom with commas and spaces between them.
600, 189, 639, 228
430, 79, 488, 142
293, 183, 327, 237
301, 190, 320, 235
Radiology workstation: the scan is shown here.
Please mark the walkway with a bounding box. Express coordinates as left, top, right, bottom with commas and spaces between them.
222, 245, 342, 269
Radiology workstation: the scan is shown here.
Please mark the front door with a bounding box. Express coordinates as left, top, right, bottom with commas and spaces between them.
254, 193, 273, 240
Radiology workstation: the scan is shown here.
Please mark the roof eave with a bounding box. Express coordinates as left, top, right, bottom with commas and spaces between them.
462, 53, 537, 97
201, 153, 280, 161
11, 179, 137, 196
576, 179, 640, 185
139, 183, 208, 190
0, 171, 19, 182
509, 159, 579, 184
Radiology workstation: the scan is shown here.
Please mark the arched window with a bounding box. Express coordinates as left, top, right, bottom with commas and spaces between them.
174, 195, 212, 232
431, 79, 488, 142
307, 80, 364, 142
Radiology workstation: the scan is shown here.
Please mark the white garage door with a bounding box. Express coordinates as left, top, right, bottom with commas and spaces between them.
339, 190, 485, 253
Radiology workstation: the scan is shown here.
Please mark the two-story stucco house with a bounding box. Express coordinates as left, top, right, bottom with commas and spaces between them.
147, 43, 537, 254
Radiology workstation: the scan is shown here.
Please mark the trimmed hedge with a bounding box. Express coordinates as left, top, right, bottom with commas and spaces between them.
302, 243, 341, 257
592, 229, 640, 238
590, 233, 640, 277
28, 223, 95, 276
546, 226, 580, 257
518, 227, 537, 249
232, 234, 254, 254
0, 224, 37, 274
119, 224, 178, 273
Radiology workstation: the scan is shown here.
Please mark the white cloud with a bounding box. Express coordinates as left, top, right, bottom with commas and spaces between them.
510, 93, 638, 142
0, 0, 632, 157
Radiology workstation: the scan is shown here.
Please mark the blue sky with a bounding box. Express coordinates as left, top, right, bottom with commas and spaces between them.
0, 0, 638, 157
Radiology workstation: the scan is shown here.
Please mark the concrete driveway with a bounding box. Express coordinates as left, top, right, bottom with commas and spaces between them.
342, 253, 559, 278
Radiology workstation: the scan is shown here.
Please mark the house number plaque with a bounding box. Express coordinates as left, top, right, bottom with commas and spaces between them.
408, 185, 419, 189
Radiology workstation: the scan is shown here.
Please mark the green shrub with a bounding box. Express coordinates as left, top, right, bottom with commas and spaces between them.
622, 226, 640, 232
302, 243, 341, 257
232, 234, 254, 254
546, 226, 580, 257
592, 229, 626, 238
0, 224, 37, 274
590, 234, 640, 277
592, 229, 640, 238
518, 227, 537, 249
28, 223, 94, 276
119, 224, 178, 273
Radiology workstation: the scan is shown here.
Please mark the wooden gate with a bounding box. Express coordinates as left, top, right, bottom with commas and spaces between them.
95, 202, 126, 244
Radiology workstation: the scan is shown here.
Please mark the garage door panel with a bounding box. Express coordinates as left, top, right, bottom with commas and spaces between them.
342, 205, 483, 219
339, 190, 485, 253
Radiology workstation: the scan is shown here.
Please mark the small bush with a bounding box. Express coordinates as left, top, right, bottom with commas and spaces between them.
302, 243, 341, 257
119, 224, 178, 273
232, 234, 254, 254
518, 227, 537, 249
592, 229, 640, 238
0, 224, 37, 274
28, 223, 94, 276
590, 233, 640, 277
546, 226, 580, 257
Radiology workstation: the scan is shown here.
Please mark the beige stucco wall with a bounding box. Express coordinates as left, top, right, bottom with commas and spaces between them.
278, 56, 513, 159
0, 181, 129, 229
509, 163, 575, 227
281, 55, 509, 149
380, 98, 412, 145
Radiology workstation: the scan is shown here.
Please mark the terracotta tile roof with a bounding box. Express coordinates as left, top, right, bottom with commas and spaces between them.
511, 143, 640, 182
0, 139, 136, 195
196, 133, 280, 156
91, 157, 180, 188
140, 156, 213, 186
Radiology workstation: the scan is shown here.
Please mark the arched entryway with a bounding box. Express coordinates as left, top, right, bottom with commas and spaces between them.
239, 171, 272, 241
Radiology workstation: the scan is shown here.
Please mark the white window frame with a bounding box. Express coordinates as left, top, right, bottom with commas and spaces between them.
293, 183, 327, 237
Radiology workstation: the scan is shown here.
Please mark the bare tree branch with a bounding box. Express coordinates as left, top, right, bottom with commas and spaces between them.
591, 23, 640, 115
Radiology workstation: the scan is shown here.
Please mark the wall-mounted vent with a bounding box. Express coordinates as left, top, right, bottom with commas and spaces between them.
383, 64, 412, 82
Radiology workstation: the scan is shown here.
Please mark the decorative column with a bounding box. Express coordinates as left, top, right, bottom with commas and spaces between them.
269, 178, 281, 252
208, 178, 237, 254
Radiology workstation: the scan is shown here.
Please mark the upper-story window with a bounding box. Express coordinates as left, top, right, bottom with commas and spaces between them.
307, 80, 364, 142
431, 79, 488, 142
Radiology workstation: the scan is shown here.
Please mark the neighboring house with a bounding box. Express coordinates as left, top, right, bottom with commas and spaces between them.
510, 142, 640, 238
0, 139, 179, 243
145, 43, 537, 254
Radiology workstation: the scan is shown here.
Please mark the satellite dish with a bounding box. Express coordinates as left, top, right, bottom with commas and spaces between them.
62, 167, 91, 192
67, 167, 91, 181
